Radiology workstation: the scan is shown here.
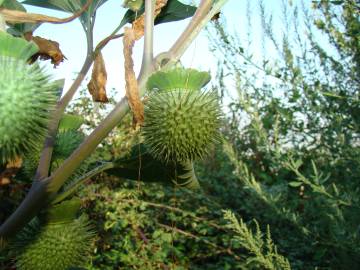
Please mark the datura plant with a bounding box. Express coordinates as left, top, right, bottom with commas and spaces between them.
143, 68, 222, 163
0, 0, 229, 268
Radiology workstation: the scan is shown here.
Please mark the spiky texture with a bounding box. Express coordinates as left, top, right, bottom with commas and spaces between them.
13, 215, 94, 270
143, 89, 221, 162
0, 56, 57, 163
0, 31, 38, 60
146, 68, 211, 92
22, 130, 85, 179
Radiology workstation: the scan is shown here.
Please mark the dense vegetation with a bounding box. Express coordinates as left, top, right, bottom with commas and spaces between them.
1, 0, 359, 269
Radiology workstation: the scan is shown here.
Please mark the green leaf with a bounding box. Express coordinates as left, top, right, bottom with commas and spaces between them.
3, 0, 26, 11
119, 0, 196, 29
58, 113, 85, 132
107, 144, 200, 189
22, 0, 109, 28
288, 181, 302, 187
0, 31, 38, 60
39, 197, 82, 224
0, 0, 4, 6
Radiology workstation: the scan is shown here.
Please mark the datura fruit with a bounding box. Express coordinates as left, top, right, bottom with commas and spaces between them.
143, 68, 221, 163
0, 32, 57, 163
13, 198, 94, 270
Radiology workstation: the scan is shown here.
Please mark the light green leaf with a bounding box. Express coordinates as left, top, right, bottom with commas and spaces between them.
58, 113, 85, 132
288, 181, 302, 187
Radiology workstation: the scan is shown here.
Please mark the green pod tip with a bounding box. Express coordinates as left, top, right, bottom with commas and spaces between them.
146, 68, 211, 92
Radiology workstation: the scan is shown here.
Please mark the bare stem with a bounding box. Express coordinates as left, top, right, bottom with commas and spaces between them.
0, 0, 229, 241
35, 26, 94, 180
139, 0, 155, 78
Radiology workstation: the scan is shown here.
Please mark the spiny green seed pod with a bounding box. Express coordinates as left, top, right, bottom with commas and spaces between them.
0, 56, 57, 164
13, 199, 94, 270
122, 0, 143, 12
143, 90, 221, 162
143, 69, 221, 162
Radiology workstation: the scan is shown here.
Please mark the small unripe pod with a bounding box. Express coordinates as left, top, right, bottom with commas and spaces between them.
13, 199, 95, 270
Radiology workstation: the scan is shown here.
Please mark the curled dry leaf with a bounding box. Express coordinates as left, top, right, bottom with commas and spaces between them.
0, 157, 22, 186
124, 27, 144, 127
26, 34, 66, 67
122, 0, 168, 128
87, 52, 108, 103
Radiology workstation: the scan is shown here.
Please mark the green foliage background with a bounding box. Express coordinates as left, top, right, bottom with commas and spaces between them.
1, 0, 359, 269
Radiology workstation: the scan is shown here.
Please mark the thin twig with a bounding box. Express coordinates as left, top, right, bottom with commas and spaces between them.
158, 223, 241, 261
0, 0, 92, 24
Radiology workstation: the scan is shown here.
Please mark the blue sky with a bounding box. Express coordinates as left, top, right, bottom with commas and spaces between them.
22, 0, 303, 100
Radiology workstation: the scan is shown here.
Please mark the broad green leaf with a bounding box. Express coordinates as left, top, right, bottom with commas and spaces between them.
59, 113, 85, 132
40, 197, 81, 224
0, 0, 4, 6
119, 0, 196, 29
0, 31, 38, 60
22, 0, 109, 28
107, 144, 200, 189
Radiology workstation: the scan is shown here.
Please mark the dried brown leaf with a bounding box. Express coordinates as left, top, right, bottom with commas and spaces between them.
0, 157, 22, 186
124, 27, 144, 127
122, 0, 168, 128
132, 0, 168, 40
87, 52, 108, 103
27, 35, 66, 67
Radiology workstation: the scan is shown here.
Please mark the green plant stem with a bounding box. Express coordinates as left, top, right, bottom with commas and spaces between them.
139, 0, 155, 79
35, 27, 94, 180
0, 0, 229, 240
51, 162, 115, 205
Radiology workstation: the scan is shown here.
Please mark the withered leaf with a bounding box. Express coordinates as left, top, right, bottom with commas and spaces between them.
27, 35, 66, 67
124, 27, 144, 127
0, 157, 22, 186
87, 52, 108, 103
132, 0, 168, 40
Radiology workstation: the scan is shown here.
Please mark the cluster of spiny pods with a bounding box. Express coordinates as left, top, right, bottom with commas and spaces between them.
0, 27, 221, 268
